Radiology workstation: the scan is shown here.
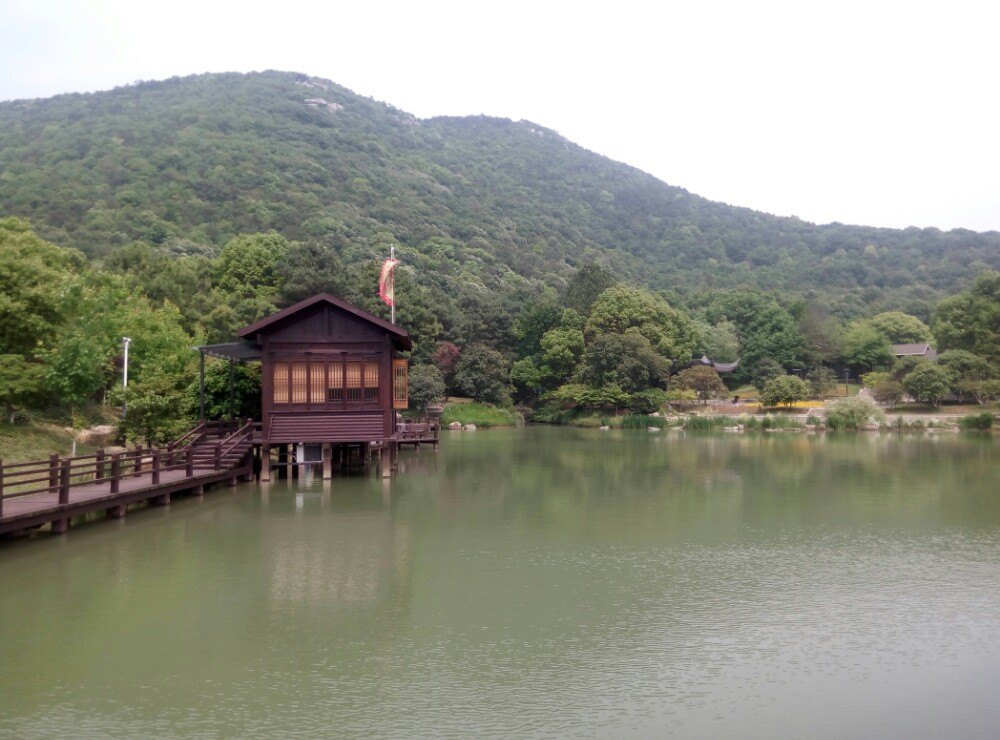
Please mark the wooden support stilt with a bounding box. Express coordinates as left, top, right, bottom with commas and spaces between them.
277, 445, 287, 479
151, 492, 170, 506
380, 444, 393, 478
260, 445, 271, 483
107, 504, 127, 519
51, 518, 68, 535
322, 443, 332, 480
191, 484, 204, 497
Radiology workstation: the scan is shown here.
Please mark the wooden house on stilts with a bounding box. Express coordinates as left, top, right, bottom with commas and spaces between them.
198, 294, 412, 481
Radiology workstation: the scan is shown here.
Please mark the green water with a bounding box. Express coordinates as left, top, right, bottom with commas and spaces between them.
2, 428, 999, 738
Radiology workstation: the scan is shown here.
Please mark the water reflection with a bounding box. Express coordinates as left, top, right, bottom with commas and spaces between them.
0, 429, 998, 738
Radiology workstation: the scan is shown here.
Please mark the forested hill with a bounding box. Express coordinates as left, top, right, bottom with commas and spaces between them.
1, 70, 998, 316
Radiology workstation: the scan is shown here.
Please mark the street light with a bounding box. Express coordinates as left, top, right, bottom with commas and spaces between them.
122, 337, 132, 418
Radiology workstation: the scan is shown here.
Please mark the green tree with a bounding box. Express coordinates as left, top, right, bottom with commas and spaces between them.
842, 322, 892, 370
586, 285, 698, 367
696, 320, 740, 363
932, 270, 1000, 362
513, 296, 563, 357
0, 355, 42, 423
674, 365, 726, 404
408, 364, 446, 413
936, 349, 992, 402
0, 218, 82, 357
562, 263, 617, 316
187, 360, 262, 421
706, 291, 806, 381
110, 377, 188, 445
902, 364, 951, 407
539, 327, 585, 381
454, 344, 513, 405
214, 232, 291, 301
871, 380, 904, 408
276, 241, 347, 305
867, 311, 933, 344
805, 366, 836, 398
575, 333, 671, 393
750, 358, 786, 392
760, 374, 811, 407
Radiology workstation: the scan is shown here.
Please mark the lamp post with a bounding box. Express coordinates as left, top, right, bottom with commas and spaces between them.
122, 337, 132, 418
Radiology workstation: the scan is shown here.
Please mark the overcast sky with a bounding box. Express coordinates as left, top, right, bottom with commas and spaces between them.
3, 0, 999, 232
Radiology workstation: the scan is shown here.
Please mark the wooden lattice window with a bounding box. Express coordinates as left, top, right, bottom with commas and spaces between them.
273, 362, 289, 404
393, 359, 408, 410
327, 361, 343, 402
365, 361, 380, 403
291, 362, 308, 403
346, 362, 362, 403
309, 362, 326, 403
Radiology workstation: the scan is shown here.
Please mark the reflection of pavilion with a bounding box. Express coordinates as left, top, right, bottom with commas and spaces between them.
261, 487, 411, 615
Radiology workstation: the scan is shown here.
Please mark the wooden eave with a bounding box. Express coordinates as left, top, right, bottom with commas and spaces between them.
236, 293, 412, 351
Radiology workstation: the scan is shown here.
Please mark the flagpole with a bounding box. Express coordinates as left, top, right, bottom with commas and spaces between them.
390, 244, 396, 324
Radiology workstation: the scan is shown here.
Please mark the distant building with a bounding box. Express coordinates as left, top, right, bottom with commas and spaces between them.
891, 343, 937, 361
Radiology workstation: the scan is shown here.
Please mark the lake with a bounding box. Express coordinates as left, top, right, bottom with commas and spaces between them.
1, 427, 998, 738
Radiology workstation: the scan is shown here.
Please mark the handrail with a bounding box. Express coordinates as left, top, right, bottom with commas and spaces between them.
1, 419, 256, 512
169, 421, 206, 449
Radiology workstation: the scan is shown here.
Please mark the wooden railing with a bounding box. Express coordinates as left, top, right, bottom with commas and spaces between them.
0, 419, 256, 517
0, 445, 152, 514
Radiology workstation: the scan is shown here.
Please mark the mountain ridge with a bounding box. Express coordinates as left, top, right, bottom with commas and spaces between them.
1, 70, 998, 317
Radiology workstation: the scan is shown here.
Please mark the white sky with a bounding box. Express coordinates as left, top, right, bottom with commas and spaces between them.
3, 0, 999, 232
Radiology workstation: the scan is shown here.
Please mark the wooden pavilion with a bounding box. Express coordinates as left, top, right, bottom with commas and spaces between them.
198, 294, 411, 482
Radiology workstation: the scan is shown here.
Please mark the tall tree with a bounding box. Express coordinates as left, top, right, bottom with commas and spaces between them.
0, 218, 82, 357
586, 285, 699, 368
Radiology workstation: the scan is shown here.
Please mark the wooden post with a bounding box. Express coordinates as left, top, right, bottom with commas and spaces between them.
152, 449, 161, 485
322, 443, 332, 480
110, 454, 121, 494
380, 444, 393, 478
214, 443, 222, 471
134, 444, 143, 477
107, 504, 127, 519
96, 449, 105, 481
186, 447, 194, 477
59, 458, 71, 504
277, 445, 287, 479
0, 458, 5, 517
167, 441, 175, 466
260, 445, 271, 483
49, 453, 59, 493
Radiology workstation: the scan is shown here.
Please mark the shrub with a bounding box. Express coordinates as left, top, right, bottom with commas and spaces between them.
825, 397, 886, 430
683, 416, 726, 430
760, 375, 811, 407
621, 414, 666, 429
902, 364, 952, 407
871, 379, 904, 407
959, 412, 994, 430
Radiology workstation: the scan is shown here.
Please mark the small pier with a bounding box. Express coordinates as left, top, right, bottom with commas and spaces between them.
0, 420, 255, 537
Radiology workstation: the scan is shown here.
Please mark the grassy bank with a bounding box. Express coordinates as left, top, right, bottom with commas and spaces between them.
442, 403, 522, 428
0, 423, 100, 464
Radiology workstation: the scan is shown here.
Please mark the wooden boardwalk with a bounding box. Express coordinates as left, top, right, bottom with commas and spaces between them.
0, 420, 255, 537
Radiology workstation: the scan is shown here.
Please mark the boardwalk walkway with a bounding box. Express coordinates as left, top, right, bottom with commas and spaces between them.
0, 420, 255, 536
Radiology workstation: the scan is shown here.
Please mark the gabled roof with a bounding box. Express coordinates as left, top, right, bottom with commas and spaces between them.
891, 343, 934, 357
236, 293, 412, 350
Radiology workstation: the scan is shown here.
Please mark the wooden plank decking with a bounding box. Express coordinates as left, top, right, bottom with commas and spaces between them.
0, 420, 255, 537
